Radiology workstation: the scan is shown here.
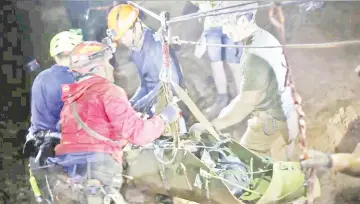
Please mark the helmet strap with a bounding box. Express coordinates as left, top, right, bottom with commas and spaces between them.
72, 64, 98, 82
73, 71, 94, 82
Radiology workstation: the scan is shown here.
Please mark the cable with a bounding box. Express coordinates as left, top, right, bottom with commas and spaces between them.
127, 1, 162, 22
170, 1, 265, 23
168, 1, 300, 24
146, 0, 340, 25
171, 37, 360, 49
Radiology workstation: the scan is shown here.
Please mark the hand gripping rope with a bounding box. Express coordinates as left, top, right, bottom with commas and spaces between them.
128, 1, 180, 165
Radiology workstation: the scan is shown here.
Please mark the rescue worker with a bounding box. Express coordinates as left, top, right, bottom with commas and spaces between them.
189, 1, 297, 158
23, 30, 83, 164
54, 41, 181, 203
106, 4, 188, 133
300, 150, 360, 177
62, 0, 129, 69
63, 0, 145, 41
187, 1, 244, 120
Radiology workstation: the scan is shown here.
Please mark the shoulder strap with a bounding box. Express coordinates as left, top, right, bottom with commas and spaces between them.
70, 102, 123, 145
171, 81, 220, 141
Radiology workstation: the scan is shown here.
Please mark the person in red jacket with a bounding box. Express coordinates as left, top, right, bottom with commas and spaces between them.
55, 41, 180, 203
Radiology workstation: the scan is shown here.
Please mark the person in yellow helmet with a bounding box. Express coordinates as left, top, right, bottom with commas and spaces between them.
23, 30, 83, 164
300, 149, 360, 177
106, 4, 188, 133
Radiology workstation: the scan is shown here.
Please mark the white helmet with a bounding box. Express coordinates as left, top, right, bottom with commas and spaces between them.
215, 1, 259, 42
49, 30, 83, 57
216, 1, 258, 25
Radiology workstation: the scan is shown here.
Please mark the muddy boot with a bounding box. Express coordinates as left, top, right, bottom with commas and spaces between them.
203, 94, 229, 120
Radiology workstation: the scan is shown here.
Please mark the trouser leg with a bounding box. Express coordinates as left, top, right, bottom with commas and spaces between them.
89, 153, 128, 204
210, 61, 228, 95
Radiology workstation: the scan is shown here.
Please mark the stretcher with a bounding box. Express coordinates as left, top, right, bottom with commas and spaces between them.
123, 133, 321, 204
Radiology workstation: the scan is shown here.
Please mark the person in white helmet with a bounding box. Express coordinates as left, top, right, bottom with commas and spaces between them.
23, 30, 83, 164
185, 1, 244, 120
189, 1, 298, 158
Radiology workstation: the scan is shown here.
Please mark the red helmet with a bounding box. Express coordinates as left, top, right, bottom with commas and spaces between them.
70, 41, 113, 74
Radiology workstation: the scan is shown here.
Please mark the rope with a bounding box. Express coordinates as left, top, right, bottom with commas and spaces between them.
127, 0, 360, 50
170, 37, 360, 49
167, 1, 309, 24
169, 1, 265, 23
268, 4, 315, 204
45, 175, 54, 202
154, 146, 179, 165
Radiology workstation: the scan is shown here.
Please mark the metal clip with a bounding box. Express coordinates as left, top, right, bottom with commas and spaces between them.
170, 36, 181, 45
159, 11, 170, 31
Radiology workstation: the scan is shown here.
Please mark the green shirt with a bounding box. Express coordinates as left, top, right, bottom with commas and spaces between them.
239, 51, 285, 120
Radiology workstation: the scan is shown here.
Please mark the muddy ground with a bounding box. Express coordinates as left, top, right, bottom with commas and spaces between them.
3, 1, 360, 203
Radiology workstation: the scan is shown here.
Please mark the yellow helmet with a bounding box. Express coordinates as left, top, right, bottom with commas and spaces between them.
49, 30, 83, 57
107, 4, 139, 42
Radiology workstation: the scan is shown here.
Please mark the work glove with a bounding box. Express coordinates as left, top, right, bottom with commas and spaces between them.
159, 103, 181, 124
300, 150, 333, 170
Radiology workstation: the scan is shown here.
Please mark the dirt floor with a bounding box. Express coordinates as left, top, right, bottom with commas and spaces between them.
4, 1, 360, 203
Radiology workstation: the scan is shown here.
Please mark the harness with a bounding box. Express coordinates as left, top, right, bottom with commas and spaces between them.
27, 99, 129, 203
68, 100, 129, 160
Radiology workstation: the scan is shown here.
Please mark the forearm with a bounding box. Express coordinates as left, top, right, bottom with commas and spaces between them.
109, 101, 165, 145
133, 83, 161, 111
211, 91, 262, 131
130, 116, 165, 145
332, 153, 360, 177
130, 85, 147, 104
104, 85, 165, 145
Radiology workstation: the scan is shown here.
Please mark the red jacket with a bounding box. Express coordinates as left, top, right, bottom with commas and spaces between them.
55, 76, 165, 164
